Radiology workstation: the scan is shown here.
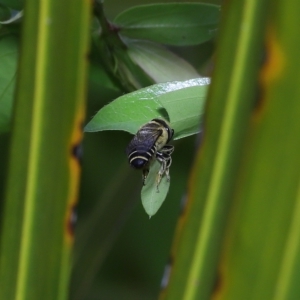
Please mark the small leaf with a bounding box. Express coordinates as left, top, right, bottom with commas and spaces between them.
126, 39, 199, 83
0, 35, 18, 133
141, 159, 170, 217
84, 78, 210, 139
114, 3, 221, 46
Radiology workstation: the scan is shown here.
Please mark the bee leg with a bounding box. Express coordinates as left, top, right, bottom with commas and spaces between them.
160, 145, 174, 156
155, 149, 174, 191
165, 156, 172, 182
156, 158, 167, 192
158, 146, 173, 182
142, 168, 149, 185
157, 151, 172, 176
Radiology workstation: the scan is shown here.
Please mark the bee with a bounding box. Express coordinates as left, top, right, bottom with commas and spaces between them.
126, 119, 174, 189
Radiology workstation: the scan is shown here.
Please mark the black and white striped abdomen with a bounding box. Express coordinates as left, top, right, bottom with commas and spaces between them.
128, 145, 156, 169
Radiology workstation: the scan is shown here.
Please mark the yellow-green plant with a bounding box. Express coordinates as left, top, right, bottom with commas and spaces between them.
0, 0, 90, 299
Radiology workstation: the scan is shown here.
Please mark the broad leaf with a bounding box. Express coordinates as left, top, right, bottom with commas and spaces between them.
84, 93, 167, 134
84, 78, 210, 140
114, 3, 221, 46
158, 84, 208, 139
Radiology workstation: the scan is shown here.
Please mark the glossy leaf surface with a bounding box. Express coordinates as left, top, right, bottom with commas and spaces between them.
158, 84, 208, 139
84, 78, 210, 140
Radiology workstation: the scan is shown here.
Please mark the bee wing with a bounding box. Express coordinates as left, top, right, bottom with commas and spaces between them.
137, 128, 163, 149
126, 128, 163, 154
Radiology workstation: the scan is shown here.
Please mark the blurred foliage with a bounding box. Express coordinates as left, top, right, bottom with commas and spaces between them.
0, 0, 90, 298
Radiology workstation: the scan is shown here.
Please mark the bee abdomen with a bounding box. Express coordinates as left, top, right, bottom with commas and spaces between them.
128, 146, 156, 169
130, 157, 148, 169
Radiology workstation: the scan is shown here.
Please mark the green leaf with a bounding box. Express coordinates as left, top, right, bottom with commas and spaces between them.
84, 93, 167, 134
84, 78, 210, 140
0, 0, 91, 298
141, 159, 170, 217
158, 81, 209, 139
0, 35, 18, 134
114, 3, 221, 46
161, 0, 273, 298
126, 39, 199, 83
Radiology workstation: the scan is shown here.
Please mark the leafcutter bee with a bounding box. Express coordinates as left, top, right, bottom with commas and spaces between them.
126, 119, 174, 189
